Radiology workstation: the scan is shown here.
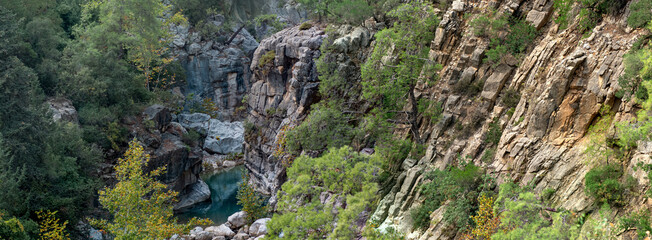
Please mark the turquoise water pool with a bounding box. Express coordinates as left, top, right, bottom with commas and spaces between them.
177, 166, 244, 225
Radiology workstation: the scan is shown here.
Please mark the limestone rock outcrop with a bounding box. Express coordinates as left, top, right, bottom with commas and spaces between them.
204, 120, 244, 154
367, 1, 651, 238
47, 98, 78, 123
244, 24, 326, 195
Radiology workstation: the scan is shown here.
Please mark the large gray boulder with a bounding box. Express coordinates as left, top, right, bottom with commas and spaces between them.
177, 113, 211, 134
227, 211, 247, 229
204, 120, 244, 154
174, 180, 211, 210
205, 224, 235, 238
248, 218, 271, 237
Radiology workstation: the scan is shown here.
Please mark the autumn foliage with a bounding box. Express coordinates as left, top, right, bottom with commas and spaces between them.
91, 139, 210, 239
37, 210, 69, 240
464, 194, 500, 240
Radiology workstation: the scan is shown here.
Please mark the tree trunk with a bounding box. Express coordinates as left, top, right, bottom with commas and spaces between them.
225, 25, 246, 45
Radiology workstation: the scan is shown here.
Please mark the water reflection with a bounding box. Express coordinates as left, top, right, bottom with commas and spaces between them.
177, 165, 244, 225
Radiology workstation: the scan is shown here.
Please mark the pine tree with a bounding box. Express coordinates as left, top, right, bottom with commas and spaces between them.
361, 2, 440, 144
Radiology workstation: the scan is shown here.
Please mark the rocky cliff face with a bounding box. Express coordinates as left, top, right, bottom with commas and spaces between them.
244, 24, 326, 196
169, 1, 307, 119
239, 0, 651, 239
368, 1, 652, 239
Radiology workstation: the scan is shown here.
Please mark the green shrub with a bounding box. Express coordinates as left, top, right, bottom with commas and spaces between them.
243, 120, 258, 143
0, 215, 30, 240
504, 20, 537, 55
578, 8, 601, 35
619, 210, 652, 239
411, 202, 436, 230
553, 0, 573, 29
491, 183, 578, 239
542, 188, 556, 202
254, 14, 284, 38
267, 147, 381, 239
484, 40, 508, 67
284, 106, 355, 153
501, 88, 521, 109
485, 118, 502, 146
481, 147, 497, 163
258, 50, 276, 68
376, 138, 413, 186
481, 17, 537, 67
617, 51, 650, 102
418, 99, 443, 123
182, 129, 202, 147
584, 164, 627, 206
471, 14, 492, 37
298, 22, 312, 30
628, 0, 652, 28
413, 162, 486, 231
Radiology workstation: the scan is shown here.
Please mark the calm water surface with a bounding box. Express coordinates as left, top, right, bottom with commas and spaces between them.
177, 165, 244, 225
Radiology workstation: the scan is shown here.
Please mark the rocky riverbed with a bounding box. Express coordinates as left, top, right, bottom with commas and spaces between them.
174, 211, 270, 240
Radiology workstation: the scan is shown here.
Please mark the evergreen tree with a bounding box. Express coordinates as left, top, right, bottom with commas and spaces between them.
361, 2, 440, 144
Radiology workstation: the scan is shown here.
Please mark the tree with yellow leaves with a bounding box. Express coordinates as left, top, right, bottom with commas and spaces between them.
464, 194, 499, 240
91, 139, 210, 239
37, 210, 69, 240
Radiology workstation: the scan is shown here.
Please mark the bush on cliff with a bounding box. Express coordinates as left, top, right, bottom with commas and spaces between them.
584, 164, 630, 206
267, 146, 381, 239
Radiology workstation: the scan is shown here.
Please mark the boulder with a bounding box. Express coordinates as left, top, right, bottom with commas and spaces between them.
190, 226, 204, 235
143, 104, 172, 130
88, 226, 103, 240
526, 10, 551, 30
194, 231, 214, 240
481, 65, 514, 101
167, 122, 188, 137
188, 43, 202, 55
204, 120, 245, 154
223, 160, 237, 168
233, 233, 249, 240
227, 211, 247, 229
248, 218, 271, 237
205, 225, 235, 238
178, 113, 211, 134
452, 0, 464, 11
174, 180, 211, 210
47, 98, 78, 123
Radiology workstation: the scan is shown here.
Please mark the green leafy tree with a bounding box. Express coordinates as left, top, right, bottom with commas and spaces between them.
91, 139, 210, 239
491, 183, 578, 240
627, 0, 652, 28
267, 146, 381, 239
0, 6, 102, 233
584, 164, 628, 206
361, 2, 440, 144
0, 212, 30, 240
82, 0, 187, 89
285, 105, 356, 153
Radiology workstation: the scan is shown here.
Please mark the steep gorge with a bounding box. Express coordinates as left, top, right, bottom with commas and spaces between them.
238, 0, 652, 239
